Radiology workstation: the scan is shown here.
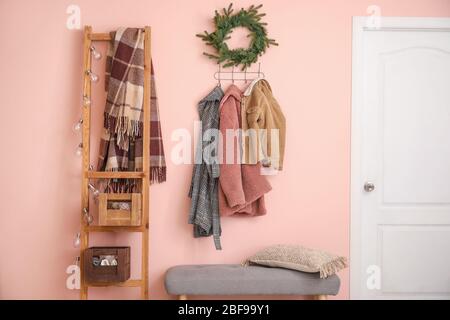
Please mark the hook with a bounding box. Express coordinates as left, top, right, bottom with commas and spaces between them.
217, 64, 221, 88
232, 66, 234, 84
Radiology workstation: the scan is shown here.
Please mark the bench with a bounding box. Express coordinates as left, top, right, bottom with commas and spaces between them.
165, 264, 340, 300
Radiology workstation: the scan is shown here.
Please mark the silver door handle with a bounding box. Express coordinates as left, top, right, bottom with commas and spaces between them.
364, 182, 375, 192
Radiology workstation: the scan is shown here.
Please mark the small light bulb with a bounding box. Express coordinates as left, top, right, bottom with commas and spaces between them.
75, 143, 83, 156
83, 95, 91, 106
93, 51, 102, 60
90, 46, 102, 60
88, 183, 100, 197
73, 119, 83, 132
83, 207, 94, 225
86, 70, 99, 83
85, 214, 94, 224
90, 73, 98, 83
73, 232, 81, 248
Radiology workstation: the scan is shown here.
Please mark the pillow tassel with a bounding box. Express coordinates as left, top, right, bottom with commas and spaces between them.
319, 257, 348, 279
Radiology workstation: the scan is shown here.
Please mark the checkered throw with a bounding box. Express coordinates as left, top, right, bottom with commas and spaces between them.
97, 28, 166, 187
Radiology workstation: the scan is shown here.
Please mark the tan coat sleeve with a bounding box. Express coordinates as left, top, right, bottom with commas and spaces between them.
245, 82, 286, 170
245, 91, 264, 165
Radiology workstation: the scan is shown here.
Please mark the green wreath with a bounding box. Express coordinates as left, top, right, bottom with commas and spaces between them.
196, 3, 278, 70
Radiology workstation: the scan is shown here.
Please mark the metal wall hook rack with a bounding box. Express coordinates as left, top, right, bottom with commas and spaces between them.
213, 70, 265, 82
214, 62, 264, 82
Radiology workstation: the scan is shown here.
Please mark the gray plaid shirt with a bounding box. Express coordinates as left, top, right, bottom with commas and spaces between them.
188, 86, 224, 250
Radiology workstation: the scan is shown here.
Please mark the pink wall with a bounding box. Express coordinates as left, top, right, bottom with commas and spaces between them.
0, 0, 448, 300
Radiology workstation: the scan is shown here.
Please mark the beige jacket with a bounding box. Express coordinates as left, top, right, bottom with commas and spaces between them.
241, 78, 286, 170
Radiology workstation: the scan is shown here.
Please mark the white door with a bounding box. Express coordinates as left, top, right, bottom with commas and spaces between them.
351, 17, 450, 299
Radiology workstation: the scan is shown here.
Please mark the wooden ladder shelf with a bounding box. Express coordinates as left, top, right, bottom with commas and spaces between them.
80, 25, 151, 300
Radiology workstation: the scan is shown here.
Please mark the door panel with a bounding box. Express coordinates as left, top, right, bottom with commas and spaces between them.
380, 225, 450, 294
382, 48, 450, 204
351, 17, 450, 299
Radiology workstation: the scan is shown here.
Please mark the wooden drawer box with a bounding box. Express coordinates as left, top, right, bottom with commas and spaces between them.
84, 247, 130, 283
98, 193, 141, 226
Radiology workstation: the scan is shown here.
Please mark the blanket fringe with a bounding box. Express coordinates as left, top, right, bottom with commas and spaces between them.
104, 113, 143, 150
99, 167, 166, 192
101, 178, 140, 193
150, 166, 166, 185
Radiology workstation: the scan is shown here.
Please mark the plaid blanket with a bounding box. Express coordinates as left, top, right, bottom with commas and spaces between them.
97, 28, 166, 188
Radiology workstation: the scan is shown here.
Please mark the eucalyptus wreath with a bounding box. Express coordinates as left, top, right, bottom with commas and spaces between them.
196, 3, 278, 69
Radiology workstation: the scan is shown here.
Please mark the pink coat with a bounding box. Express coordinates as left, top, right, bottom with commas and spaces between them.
218, 85, 272, 216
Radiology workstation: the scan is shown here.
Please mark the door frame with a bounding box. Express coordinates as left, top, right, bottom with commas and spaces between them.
350, 16, 450, 299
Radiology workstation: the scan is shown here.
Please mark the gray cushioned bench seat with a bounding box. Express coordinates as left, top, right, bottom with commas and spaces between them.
165, 264, 340, 299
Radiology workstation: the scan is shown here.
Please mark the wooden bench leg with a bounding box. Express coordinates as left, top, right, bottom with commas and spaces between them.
313, 294, 328, 300
178, 294, 188, 300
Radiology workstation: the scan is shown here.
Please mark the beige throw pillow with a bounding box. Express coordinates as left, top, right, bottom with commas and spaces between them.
243, 244, 347, 278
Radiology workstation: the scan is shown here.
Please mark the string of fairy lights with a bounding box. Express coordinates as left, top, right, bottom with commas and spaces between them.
72, 45, 102, 256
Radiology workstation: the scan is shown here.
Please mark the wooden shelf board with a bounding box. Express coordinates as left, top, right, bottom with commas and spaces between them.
86, 171, 145, 179
86, 225, 145, 233
89, 33, 111, 41
87, 279, 142, 287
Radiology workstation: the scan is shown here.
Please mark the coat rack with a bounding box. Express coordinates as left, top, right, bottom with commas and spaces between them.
79, 25, 151, 300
